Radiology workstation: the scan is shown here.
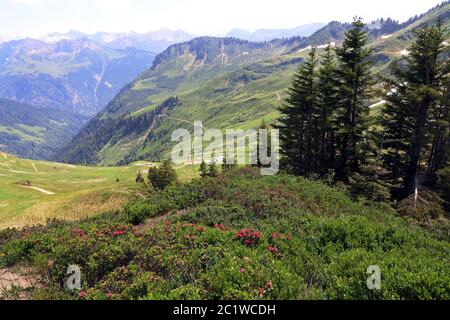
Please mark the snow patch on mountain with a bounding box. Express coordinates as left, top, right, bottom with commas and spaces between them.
317, 42, 336, 49
298, 46, 312, 53
400, 49, 409, 56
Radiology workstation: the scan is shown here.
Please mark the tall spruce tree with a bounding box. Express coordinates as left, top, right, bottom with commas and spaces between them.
382, 23, 449, 198
317, 44, 339, 174
256, 120, 272, 168
334, 18, 374, 182
278, 48, 319, 175
425, 59, 450, 188
199, 161, 208, 178
381, 75, 415, 197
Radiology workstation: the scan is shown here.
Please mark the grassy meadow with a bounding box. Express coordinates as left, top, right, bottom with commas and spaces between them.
0, 152, 200, 229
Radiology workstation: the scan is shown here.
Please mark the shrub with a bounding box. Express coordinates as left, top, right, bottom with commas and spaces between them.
397, 190, 446, 222
348, 173, 391, 203
235, 229, 262, 247
148, 160, 177, 190
179, 204, 251, 227
1, 168, 449, 300
125, 201, 158, 225
135, 171, 146, 185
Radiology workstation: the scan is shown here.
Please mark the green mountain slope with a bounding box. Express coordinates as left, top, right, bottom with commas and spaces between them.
0, 99, 89, 160
371, 1, 450, 73
62, 2, 450, 165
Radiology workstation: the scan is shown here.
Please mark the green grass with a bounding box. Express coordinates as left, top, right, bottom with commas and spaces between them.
0, 152, 196, 229
96, 49, 300, 165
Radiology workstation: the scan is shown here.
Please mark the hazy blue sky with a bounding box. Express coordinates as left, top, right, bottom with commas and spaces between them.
0, 0, 446, 38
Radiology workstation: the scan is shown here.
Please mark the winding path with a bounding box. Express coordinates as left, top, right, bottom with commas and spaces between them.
23, 186, 56, 195
31, 162, 39, 173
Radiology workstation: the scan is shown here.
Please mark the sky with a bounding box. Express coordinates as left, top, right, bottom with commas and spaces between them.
0, 0, 447, 38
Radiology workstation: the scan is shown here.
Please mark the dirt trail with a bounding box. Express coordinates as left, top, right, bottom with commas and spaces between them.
162, 115, 206, 128
0, 268, 39, 300
276, 91, 282, 101
23, 186, 56, 195
136, 210, 187, 233
31, 162, 39, 173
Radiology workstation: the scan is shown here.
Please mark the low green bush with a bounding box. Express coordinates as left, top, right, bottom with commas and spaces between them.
125, 202, 158, 225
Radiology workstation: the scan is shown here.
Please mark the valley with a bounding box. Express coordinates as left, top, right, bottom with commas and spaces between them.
0, 99, 89, 160
0, 2, 448, 229
0, 37, 155, 160
0, 38, 155, 116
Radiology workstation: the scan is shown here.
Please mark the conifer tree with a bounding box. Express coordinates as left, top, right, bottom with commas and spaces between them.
257, 120, 272, 168
208, 161, 219, 177
278, 48, 319, 175
317, 44, 339, 173
424, 49, 450, 188
200, 161, 208, 178
382, 23, 449, 198
148, 160, 177, 190
334, 18, 374, 182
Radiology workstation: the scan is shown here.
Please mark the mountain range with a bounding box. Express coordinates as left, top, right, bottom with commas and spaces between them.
42, 28, 194, 53
226, 23, 326, 41
0, 37, 155, 115
40, 24, 327, 52
61, 2, 450, 166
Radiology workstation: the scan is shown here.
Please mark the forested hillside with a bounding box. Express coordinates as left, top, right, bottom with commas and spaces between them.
0, 99, 89, 160
62, 2, 450, 166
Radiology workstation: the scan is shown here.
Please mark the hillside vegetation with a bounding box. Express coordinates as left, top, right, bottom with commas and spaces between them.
62, 2, 450, 166
0, 99, 89, 160
0, 168, 448, 300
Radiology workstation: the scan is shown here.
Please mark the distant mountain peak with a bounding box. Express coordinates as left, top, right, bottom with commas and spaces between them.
0, 35, 10, 44
41, 30, 87, 43
54, 37, 104, 51
40, 29, 194, 53
226, 23, 326, 41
